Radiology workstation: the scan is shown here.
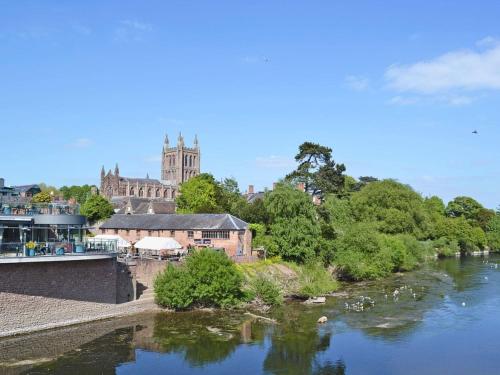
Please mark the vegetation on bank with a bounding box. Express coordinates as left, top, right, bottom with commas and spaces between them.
154, 250, 337, 310
175, 141, 500, 284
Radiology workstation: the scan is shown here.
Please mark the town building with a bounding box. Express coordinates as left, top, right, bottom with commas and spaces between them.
99, 213, 252, 257
0, 178, 41, 201
100, 133, 200, 201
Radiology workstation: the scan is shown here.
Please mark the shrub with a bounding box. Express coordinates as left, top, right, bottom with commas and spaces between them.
298, 262, 337, 297
432, 237, 460, 257
186, 249, 243, 307
251, 275, 283, 306
154, 265, 194, 310
154, 249, 243, 310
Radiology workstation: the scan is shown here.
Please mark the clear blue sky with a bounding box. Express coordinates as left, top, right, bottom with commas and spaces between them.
1, 1, 499, 208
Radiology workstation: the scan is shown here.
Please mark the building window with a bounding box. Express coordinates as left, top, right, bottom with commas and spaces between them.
170, 230, 175, 236
126, 230, 130, 235
202, 230, 230, 240
148, 230, 153, 236
114, 229, 118, 235
188, 230, 194, 239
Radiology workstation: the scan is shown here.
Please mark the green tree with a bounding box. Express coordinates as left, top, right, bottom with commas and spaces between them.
334, 223, 393, 280
486, 214, 500, 251
176, 174, 221, 213
264, 183, 316, 222
286, 142, 346, 199
60, 185, 94, 204
350, 179, 430, 238
80, 195, 114, 223
32, 191, 53, 203
269, 216, 321, 262
445, 196, 487, 227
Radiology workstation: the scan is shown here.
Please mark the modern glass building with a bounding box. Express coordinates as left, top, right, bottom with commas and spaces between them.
0, 200, 116, 256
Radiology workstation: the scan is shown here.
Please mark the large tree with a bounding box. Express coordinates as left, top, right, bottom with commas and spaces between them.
80, 195, 114, 223
286, 142, 346, 199
176, 174, 221, 214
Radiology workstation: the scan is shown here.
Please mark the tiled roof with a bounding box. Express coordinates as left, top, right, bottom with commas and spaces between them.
101, 214, 249, 231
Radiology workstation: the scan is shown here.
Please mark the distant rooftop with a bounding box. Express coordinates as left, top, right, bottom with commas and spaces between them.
101, 214, 248, 231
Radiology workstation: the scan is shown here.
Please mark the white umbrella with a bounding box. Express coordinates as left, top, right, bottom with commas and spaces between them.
134, 236, 182, 251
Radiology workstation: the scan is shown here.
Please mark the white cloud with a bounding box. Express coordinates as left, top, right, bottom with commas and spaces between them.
114, 20, 152, 42
385, 40, 500, 94
66, 138, 93, 149
345, 75, 370, 91
256, 155, 295, 169
387, 94, 474, 107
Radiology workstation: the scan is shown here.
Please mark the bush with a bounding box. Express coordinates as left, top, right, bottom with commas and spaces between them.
334, 223, 393, 280
432, 237, 460, 257
251, 275, 283, 306
154, 249, 243, 310
298, 262, 337, 297
154, 265, 194, 309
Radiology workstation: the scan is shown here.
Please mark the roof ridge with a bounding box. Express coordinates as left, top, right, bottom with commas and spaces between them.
226, 213, 238, 230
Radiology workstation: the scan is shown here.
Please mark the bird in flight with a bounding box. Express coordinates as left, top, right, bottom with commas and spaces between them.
472, 130, 478, 134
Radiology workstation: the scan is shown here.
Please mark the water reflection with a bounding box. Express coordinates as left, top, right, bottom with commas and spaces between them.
2, 255, 498, 375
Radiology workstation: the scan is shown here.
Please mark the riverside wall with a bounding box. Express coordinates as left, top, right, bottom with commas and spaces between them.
0, 256, 158, 338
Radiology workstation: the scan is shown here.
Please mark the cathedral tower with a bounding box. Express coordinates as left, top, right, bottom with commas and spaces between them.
161, 132, 200, 186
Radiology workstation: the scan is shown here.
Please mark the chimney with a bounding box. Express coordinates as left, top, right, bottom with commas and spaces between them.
296, 183, 305, 192
248, 185, 254, 194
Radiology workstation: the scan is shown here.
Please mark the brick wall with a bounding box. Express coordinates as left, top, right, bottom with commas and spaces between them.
0, 259, 118, 304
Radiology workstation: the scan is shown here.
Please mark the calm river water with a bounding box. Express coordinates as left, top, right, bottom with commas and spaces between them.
2, 255, 500, 375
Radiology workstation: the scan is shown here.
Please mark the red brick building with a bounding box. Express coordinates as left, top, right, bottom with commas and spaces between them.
99, 214, 252, 257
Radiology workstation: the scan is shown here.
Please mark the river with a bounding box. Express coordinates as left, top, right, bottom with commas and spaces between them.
1, 255, 499, 374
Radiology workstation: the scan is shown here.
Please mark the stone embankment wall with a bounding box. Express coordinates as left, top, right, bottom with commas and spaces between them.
0, 257, 157, 338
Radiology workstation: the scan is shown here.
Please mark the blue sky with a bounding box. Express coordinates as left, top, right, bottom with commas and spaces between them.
1, 1, 499, 208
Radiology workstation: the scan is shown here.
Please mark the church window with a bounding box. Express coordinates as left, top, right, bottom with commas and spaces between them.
189, 155, 193, 167
130, 187, 135, 196
155, 188, 160, 198
164, 190, 168, 198
147, 188, 152, 198
139, 188, 144, 197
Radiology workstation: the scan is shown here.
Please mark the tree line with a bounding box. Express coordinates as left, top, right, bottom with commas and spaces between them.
176, 142, 500, 280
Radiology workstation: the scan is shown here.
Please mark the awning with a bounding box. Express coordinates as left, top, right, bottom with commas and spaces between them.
90, 234, 131, 249
134, 236, 182, 251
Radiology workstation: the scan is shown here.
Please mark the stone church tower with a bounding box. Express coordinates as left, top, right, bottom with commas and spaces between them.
100, 132, 200, 201
161, 133, 200, 185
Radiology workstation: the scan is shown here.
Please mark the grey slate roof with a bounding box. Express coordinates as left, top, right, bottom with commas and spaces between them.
245, 192, 266, 204
101, 214, 249, 231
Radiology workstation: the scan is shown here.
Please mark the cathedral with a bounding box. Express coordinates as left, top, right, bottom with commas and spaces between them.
100, 133, 200, 201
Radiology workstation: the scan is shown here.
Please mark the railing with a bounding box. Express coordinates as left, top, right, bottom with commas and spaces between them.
0, 239, 118, 258
0, 201, 80, 216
